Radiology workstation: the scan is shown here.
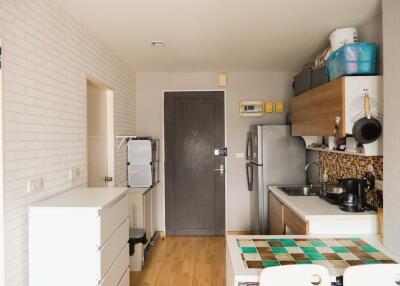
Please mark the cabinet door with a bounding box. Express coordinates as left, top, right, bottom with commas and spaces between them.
291, 91, 313, 136
284, 206, 308, 235
311, 78, 345, 137
268, 192, 285, 235
144, 189, 153, 242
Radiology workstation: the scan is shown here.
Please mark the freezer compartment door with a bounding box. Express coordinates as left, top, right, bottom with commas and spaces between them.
128, 165, 152, 187
262, 125, 306, 186
128, 140, 152, 164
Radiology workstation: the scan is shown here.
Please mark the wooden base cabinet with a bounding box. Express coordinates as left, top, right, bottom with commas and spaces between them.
268, 192, 309, 235
268, 192, 285, 235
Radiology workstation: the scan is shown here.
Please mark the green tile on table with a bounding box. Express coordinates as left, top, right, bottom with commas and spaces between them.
271, 247, 288, 253
310, 240, 326, 247
301, 247, 318, 253
331, 247, 349, 253
362, 259, 381, 264
262, 260, 280, 267
242, 247, 257, 254
266, 239, 281, 243
295, 260, 312, 264
281, 239, 297, 247
349, 238, 362, 241
306, 253, 326, 261
360, 246, 379, 253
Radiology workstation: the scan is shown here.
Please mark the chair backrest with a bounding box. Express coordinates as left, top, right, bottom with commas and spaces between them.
343, 264, 400, 286
259, 265, 330, 286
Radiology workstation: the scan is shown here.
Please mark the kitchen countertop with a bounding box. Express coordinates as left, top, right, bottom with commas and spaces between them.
269, 186, 378, 222
226, 234, 399, 285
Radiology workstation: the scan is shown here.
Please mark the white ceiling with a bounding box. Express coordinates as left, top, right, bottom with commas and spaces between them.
55, 0, 381, 72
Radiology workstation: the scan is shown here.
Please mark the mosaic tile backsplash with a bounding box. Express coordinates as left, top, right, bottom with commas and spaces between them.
319, 152, 383, 181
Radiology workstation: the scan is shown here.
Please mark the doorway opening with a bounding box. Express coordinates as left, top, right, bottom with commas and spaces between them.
87, 80, 115, 187
164, 91, 226, 236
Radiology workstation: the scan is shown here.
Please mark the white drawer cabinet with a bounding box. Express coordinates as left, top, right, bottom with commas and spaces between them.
29, 188, 129, 286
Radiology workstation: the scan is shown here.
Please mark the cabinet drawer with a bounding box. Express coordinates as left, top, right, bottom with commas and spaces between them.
101, 195, 129, 245
118, 268, 130, 286
284, 206, 308, 235
100, 244, 129, 286
99, 219, 129, 280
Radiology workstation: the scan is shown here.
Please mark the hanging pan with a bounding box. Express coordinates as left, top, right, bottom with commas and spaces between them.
352, 91, 382, 144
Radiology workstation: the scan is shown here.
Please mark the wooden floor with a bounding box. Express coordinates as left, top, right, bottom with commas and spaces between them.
130, 236, 226, 286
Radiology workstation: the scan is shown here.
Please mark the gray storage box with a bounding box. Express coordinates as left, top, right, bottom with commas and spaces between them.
293, 70, 312, 96
311, 66, 329, 89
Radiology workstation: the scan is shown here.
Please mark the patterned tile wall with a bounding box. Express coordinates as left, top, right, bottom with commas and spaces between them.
319, 152, 383, 181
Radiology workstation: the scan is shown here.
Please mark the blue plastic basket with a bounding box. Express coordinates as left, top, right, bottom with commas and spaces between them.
326, 42, 378, 80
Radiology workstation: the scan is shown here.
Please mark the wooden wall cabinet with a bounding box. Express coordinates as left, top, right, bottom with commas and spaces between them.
291, 78, 345, 137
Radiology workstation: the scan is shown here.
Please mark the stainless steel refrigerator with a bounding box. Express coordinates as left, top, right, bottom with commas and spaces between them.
128, 138, 159, 187
246, 125, 306, 234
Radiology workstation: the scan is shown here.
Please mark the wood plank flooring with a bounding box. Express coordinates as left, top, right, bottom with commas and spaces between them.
130, 236, 226, 286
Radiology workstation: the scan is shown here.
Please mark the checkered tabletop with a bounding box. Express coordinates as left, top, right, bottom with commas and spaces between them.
238, 238, 396, 274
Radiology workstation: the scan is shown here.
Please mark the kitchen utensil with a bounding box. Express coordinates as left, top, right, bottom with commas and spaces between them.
352, 91, 382, 144
364, 171, 375, 190
325, 183, 345, 195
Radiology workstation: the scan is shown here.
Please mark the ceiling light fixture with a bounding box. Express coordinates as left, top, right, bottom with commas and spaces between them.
150, 41, 165, 47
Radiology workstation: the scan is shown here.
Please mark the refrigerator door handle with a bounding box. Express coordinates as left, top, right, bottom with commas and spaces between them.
246, 162, 253, 191
246, 132, 253, 161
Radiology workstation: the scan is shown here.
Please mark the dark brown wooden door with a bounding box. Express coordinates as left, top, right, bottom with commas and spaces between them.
165, 91, 225, 236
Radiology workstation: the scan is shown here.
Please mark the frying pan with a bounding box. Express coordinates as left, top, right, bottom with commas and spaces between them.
352, 92, 382, 144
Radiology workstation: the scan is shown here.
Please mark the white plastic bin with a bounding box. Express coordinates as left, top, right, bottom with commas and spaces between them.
330, 27, 358, 52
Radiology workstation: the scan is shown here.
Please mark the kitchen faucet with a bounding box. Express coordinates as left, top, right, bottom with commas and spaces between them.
305, 161, 322, 189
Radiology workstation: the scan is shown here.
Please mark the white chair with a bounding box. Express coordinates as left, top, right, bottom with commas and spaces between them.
343, 264, 400, 286
259, 265, 331, 286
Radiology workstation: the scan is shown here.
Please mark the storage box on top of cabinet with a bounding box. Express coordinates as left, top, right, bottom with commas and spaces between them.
29, 188, 130, 286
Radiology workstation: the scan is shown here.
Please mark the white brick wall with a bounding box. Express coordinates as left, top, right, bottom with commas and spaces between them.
0, 1, 136, 285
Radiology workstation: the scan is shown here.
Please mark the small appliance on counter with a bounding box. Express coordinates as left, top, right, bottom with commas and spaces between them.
339, 178, 367, 212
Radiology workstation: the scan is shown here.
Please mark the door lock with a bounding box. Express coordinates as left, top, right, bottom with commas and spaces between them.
214, 164, 225, 176
104, 176, 113, 182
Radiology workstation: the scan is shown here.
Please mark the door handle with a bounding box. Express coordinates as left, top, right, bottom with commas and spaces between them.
104, 176, 113, 182
214, 164, 225, 175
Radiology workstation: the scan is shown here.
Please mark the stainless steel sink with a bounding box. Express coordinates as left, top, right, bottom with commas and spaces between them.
278, 185, 321, 196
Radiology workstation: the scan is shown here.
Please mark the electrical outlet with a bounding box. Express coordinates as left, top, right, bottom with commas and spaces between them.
375, 180, 383, 190
27, 178, 43, 193
69, 167, 80, 181
235, 153, 245, 159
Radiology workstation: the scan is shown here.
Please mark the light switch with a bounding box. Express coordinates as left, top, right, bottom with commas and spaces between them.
264, 101, 273, 113
218, 72, 227, 87
275, 101, 284, 113
27, 178, 43, 193
69, 167, 80, 181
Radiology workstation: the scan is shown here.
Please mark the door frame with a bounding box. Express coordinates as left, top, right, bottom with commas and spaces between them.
86, 79, 115, 187
162, 89, 227, 235
0, 37, 5, 286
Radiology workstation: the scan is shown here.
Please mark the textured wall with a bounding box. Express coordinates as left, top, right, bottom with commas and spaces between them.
136, 71, 294, 232
382, 0, 400, 256
0, 0, 136, 285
